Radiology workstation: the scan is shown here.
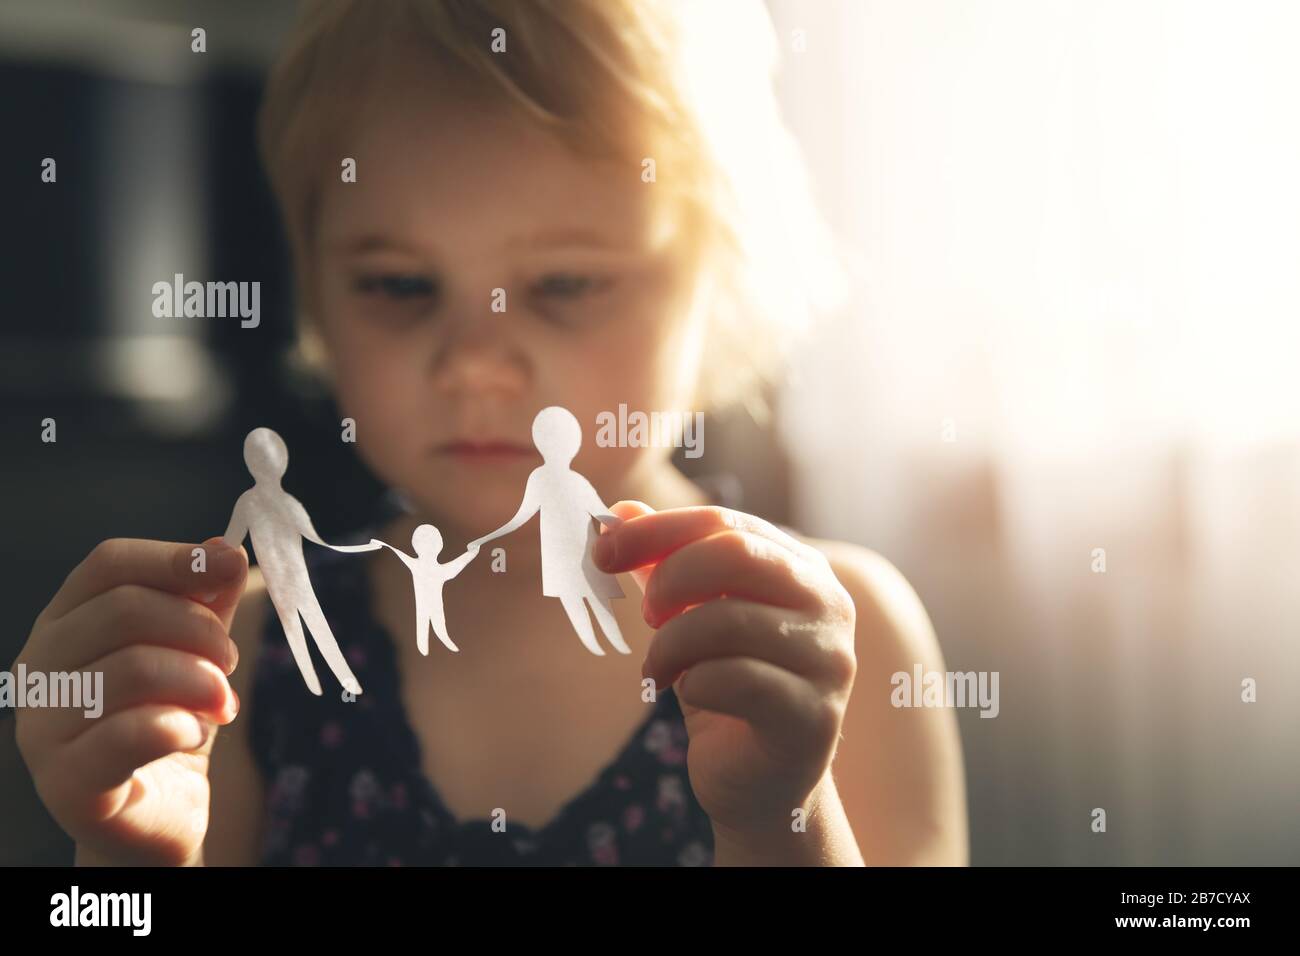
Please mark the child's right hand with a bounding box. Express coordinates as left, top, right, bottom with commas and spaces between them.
13, 537, 246, 866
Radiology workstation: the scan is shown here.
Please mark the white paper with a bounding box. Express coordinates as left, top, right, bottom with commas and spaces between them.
221, 411, 634, 697
223, 428, 380, 696
469, 407, 631, 656
374, 525, 478, 655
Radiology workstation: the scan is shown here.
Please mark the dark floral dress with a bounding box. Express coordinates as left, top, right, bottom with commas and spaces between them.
247, 511, 716, 866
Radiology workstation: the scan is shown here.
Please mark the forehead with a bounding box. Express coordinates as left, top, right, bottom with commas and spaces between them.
318, 52, 673, 256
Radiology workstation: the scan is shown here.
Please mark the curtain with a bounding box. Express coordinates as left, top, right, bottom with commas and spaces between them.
769, 0, 1300, 864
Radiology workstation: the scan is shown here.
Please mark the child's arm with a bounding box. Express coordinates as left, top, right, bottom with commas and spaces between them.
594, 501, 968, 865
814, 543, 969, 865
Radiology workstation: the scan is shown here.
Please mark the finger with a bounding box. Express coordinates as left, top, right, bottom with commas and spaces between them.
46, 538, 247, 623
48, 584, 239, 676
641, 530, 832, 628
593, 504, 823, 575
607, 500, 654, 522
40, 705, 212, 826
675, 657, 829, 760
643, 598, 849, 693
185, 537, 249, 633
36, 646, 237, 749
603, 501, 655, 593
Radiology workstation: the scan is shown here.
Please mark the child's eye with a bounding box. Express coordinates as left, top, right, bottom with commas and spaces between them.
355, 273, 439, 302
529, 273, 613, 300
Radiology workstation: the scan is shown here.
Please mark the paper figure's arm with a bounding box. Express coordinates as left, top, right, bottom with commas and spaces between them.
287, 497, 382, 553
331, 538, 386, 554
442, 546, 479, 579
285, 495, 329, 547
468, 471, 541, 548
371, 539, 418, 572
579, 478, 620, 527
222, 492, 251, 547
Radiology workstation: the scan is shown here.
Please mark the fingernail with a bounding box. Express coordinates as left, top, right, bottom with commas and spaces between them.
224, 639, 239, 676
210, 543, 244, 579
227, 687, 240, 721
193, 716, 215, 749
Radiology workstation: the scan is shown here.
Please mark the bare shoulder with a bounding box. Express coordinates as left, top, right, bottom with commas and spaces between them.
799, 535, 943, 666
204, 566, 270, 866
795, 533, 970, 865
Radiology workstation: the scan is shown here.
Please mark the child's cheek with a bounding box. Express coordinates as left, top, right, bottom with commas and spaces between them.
579, 281, 703, 408
329, 350, 426, 469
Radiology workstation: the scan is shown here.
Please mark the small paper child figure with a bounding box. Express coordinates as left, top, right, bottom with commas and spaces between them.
469, 406, 630, 656
373, 524, 479, 655
223, 427, 382, 696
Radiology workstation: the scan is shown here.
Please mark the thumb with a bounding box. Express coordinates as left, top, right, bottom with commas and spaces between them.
603, 500, 656, 594
190, 537, 249, 632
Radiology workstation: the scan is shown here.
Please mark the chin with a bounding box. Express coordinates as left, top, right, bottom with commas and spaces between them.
403, 479, 527, 534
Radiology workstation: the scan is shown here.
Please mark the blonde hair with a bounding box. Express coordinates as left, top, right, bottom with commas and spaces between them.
258, 0, 844, 414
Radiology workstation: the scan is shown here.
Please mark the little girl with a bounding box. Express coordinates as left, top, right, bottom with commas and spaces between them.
13, 0, 967, 866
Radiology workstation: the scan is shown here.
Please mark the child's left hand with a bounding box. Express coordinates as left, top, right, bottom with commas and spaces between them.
592, 501, 857, 841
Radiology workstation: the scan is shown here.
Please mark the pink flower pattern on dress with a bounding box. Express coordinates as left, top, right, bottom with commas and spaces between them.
644, 718, 687, 766
252, 535, 715, 866
623, 803, 646, 833
587, 822, 619, 866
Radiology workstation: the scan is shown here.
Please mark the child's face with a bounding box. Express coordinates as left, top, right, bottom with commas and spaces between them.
311, 58, 708, 530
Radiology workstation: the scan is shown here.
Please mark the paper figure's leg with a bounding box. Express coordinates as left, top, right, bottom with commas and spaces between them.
298, 599, 363, 696
558, 594, 604, 656
414, 594, 430, 656
429, 603, 459, 653
587, 595, 630, 655
265, 587, 323, 696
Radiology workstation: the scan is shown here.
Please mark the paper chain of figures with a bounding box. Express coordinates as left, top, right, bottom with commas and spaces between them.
222, 406, 629, 696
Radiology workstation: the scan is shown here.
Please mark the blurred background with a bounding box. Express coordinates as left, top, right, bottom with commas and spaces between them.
2, 0, 1297, 865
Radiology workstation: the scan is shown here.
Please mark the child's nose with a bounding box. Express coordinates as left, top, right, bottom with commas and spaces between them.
428, 321, 530, 394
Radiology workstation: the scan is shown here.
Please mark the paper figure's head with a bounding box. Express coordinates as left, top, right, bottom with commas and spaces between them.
244, 427, 289, 483
533, 407, 581, 465
411, 523, 443, 557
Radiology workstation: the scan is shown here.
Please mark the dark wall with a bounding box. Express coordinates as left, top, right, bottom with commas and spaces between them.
0, 57, 387, 865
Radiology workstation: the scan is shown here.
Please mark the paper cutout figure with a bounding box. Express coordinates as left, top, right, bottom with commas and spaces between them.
372, 525, 479, 655
223, 427, 382, 696
469, 406, 630, 656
